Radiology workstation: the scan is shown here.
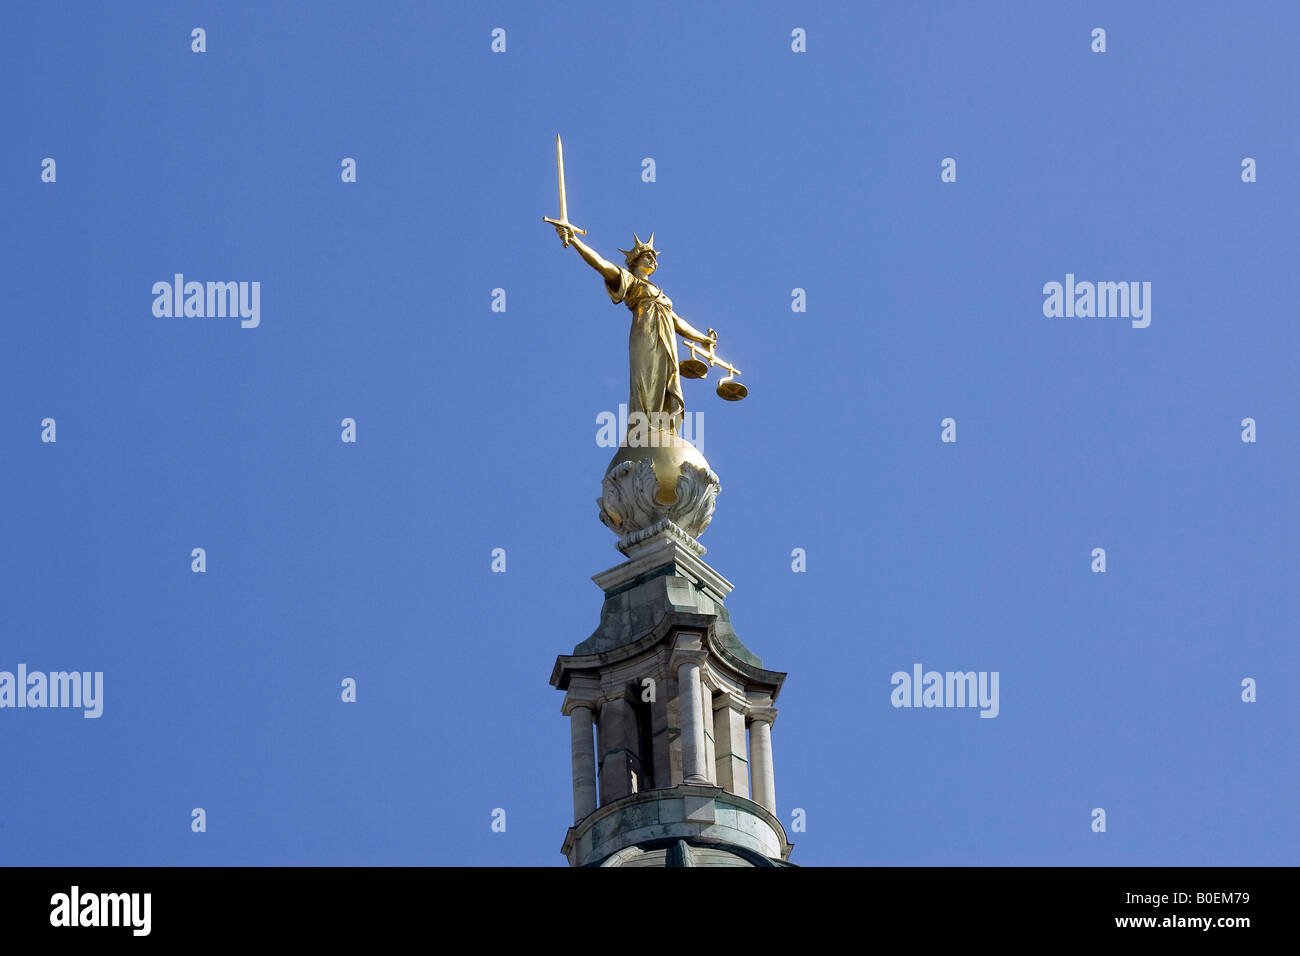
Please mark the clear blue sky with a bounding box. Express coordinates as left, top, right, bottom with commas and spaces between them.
2, 0, 1296, 866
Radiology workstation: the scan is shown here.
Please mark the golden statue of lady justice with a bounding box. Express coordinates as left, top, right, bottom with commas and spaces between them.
544, 136, 746, 442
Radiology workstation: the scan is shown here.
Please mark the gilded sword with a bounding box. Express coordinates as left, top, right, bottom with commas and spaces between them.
542, 135, 586, 247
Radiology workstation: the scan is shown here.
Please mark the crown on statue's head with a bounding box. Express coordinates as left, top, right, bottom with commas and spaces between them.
619, 232, 660, 266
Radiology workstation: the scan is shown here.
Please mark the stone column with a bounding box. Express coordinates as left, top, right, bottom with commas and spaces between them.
712, 695, 750, 798
597, 697, 637, 802
702, 701, 717, 786
651, 673, 678, 788
671, 642, 710, 785
563, 700, 597, 821
748, 707, 777, 813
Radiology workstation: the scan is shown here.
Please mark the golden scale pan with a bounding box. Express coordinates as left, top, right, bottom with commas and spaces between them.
679, 339, 748, 401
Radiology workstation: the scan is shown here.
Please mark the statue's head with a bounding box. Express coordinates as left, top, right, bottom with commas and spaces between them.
619, 232, 659, 277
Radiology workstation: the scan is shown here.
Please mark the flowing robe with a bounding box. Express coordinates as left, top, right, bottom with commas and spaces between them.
605, 266, 684, 435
